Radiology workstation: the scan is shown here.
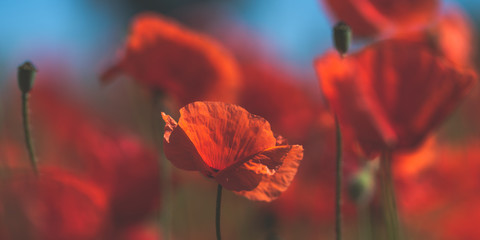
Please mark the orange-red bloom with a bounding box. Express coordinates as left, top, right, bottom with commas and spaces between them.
0, 168, 107, 240
33, 87, 160, 229
238, 60, 320, 141
395, 140, 480, 239
101, 13, 240, 106
322, 0, 439, 36
314, 39, 476, 155
397, 6, 475, 68
162, 101, 303, 202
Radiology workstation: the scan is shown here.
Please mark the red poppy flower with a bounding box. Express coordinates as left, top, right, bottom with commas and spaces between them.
395, 141, 480, 239
196, 19, 321, 141
314, 39, 476, 155
30, 84, 160, 229
101, 13, 240, 106
272, 110, 362, 224
162, 101, 303, 202
395, 6, 475, 68
238, 60, 320, 141
432, 7, 474, 67
114, 225, 161, 240
0, 168, 107, 240
322, 0, 439, 36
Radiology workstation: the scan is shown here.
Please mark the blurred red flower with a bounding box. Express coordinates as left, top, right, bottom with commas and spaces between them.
115, 225, 162, 240
272, 110, 362, 224
322, 0, 439, 36
314, 39, 476, 155
238, 60, 320, 142
431, 7, 475, 67
162, 101, 303, 202
395, 141, 480, 239
101, 13, 241, 106
0, 168, 107, 240
29, 85, 160, 230
197, 19, 322, 141
395, 5, 475, 68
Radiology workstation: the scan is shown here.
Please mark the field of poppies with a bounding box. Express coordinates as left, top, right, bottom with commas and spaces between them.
0, 0, 479, 239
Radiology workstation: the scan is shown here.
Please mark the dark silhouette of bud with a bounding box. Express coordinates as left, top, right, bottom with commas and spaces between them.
333, 22, 352, 56
348, 159, 378, 205
18, 61, 37, 93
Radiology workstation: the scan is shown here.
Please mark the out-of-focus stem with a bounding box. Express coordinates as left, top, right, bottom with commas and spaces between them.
151, 93, 172, 240
216, 184, 223, 240
380, 150, 400, 240
358, 204, 373, 240
21, 92, 38, 175
334, 115, 343, 240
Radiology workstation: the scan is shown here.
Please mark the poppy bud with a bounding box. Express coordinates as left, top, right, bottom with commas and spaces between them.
333, 22, 352, 56
18, 61, 37, 93
348, 160, 378, 205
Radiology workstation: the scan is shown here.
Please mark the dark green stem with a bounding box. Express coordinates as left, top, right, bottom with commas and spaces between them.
216, 184, 223, 240
151, 93, 171, 240
21, 93, 38, 175
334, 115, 342, 240
380, 150, 400, 240
358, 204, 373, 240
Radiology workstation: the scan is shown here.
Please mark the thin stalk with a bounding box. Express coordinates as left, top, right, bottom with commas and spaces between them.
21, 93, 38, 175
358, 205, 373, 240
334, 115, 343, 240
151, 93, 172, 240
380, 150, 400, 240
216, 184, 223, 240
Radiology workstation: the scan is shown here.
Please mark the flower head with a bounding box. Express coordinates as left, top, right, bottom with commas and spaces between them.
101, 13, 240, 106
29, 83, 160, 230
314, 39, 477, 155
162, 101, 303, 202
322, 0, 439, 36
0, 168, 107, 240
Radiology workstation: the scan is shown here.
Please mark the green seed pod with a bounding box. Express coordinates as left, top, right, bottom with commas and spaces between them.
348, 162, 376, 205
333, 21, 352, 56
18, 61, 37, 93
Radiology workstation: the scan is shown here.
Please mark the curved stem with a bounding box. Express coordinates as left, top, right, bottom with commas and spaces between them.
216, 184, 223, 240
334, 115, 343, 240
21, 93, 38, 175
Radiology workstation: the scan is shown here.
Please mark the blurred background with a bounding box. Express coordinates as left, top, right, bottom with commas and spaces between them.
0, 0, 478, 85
0, 0, 479, 239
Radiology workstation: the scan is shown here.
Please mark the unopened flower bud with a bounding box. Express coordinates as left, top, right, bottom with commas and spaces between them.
348, 161, 377, 205
18, 61, 37, 93
333, 22, 352, 56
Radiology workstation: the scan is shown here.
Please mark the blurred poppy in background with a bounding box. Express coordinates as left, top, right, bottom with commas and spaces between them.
0, 168, 108, 240
0, 0, 480, 239
395, 140, 480, 239
101, 13, 241, 107
322, 0, 440, 36
315, 38, 477, 156
30, 85, 161, 231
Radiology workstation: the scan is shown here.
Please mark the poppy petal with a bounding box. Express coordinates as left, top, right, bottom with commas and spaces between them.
177, 101, 277, 170
322, 0, 439, 36
214, 145, 289, 191
235, 145, 304, 202
162, 113, 212, 175
315, 51, 397, 154
102, 13, 240, 106
315, 39, 477, 154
